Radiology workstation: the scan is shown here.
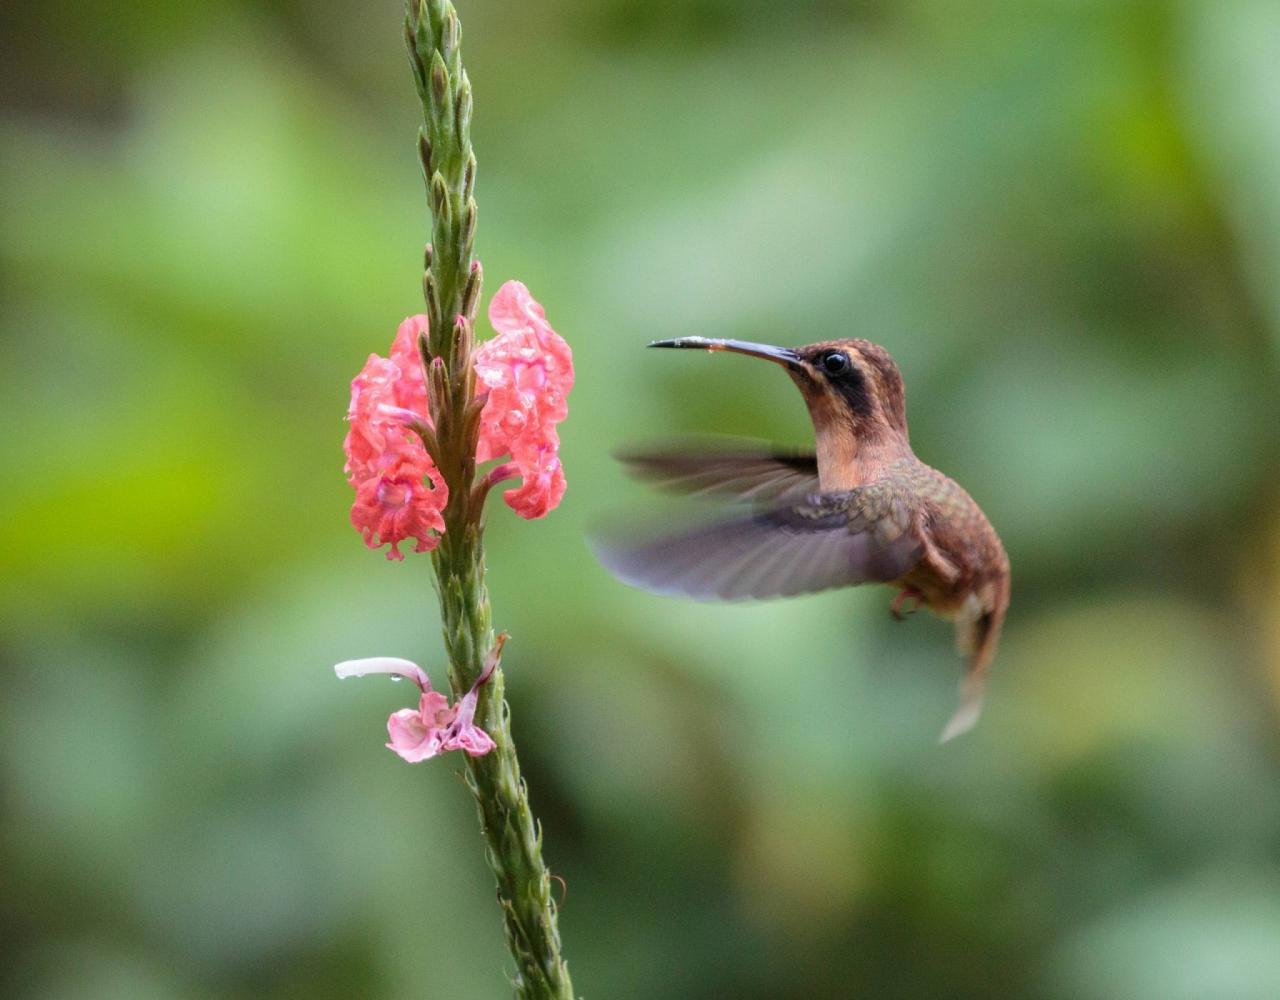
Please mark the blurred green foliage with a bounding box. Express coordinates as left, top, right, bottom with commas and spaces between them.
3, 1, 1280, 998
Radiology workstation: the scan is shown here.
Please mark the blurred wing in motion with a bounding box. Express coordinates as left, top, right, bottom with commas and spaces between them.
593, 488, 921, 602
616, 440, 819, 505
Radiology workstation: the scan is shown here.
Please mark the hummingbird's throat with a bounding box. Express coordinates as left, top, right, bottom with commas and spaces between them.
806, 397, 904, 491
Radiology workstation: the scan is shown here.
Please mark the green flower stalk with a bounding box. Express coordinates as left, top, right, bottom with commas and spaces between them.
338, 2, 576, 996
409, 2, 574, 995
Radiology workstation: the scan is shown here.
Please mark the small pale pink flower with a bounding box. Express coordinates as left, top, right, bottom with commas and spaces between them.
335, 645, 504, 763
385, 685, 494, 762
473, 281, 574, 518
343, 316, 447, 558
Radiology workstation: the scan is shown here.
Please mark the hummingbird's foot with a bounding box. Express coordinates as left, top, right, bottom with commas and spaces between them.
891, 588, 923, 621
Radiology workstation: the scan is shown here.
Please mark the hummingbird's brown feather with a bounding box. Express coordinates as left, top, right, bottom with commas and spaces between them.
592, 481, 921, 602
616, 440, 818, 504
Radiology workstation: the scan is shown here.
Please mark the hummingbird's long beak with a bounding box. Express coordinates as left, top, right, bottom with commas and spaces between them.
649, 337, 800, 369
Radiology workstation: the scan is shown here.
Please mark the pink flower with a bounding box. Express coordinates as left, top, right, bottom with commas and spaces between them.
385, 686, 494, 762
343, 354, 401, 483
349, 451, 446, 560
343, 317, 447, 558
342, 283, 572, 552
473, 281, 574, 518
501, 448, 565, 519
335, 642, 505, 763
389, 315, 430, 415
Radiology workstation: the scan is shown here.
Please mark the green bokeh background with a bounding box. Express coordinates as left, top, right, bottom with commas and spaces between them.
4, 2, 1280, 998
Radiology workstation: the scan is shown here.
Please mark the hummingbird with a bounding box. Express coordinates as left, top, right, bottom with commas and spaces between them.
594, 336, 1010, 741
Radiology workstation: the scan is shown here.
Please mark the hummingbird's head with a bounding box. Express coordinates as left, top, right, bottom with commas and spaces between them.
788, 338, 908, 440
649, 336, 908, 439
649, 335, 910, 488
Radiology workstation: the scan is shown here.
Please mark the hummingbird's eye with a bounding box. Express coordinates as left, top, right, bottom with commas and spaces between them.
821, 351, 850, 376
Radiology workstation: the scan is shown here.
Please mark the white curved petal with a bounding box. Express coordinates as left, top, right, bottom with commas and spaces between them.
334, 657, 431, 690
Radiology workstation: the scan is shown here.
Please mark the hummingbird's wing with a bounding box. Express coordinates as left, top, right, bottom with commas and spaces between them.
616, 441, 818, 504
593, 485, 921, 601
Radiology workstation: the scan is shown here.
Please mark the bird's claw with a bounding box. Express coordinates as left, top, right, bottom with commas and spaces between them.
891, 588, 923, 621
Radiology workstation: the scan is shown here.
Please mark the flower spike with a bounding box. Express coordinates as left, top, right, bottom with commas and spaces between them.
337, 1, 577, 993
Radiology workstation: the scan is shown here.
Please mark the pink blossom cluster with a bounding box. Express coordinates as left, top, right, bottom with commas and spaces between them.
342, 281, 572, 558
343, 315, 446, 560
473, 281, 575, 519
334, 656, 495, 762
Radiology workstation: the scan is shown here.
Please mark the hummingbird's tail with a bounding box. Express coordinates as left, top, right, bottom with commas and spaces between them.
939, 585, 1006, 743
939, 666, 988, 743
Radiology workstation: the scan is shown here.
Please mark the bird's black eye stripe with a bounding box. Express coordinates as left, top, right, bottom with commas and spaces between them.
821, 351, 849, 375
814, 350, 872, 416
